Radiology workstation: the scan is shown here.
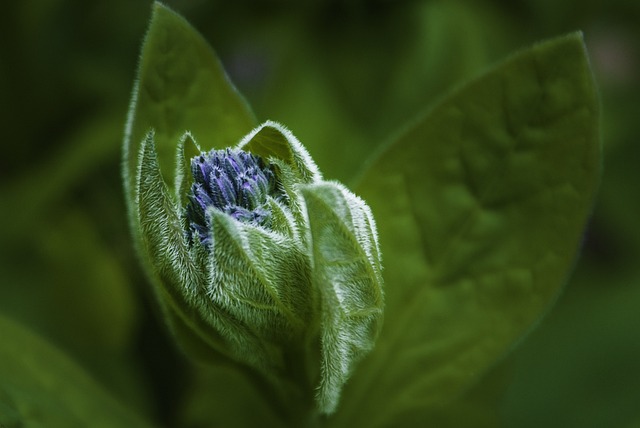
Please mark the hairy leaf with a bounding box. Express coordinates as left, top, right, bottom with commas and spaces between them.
333, 32, 601, 426
136, 132, 235, 365
239, 121, 322, 184
300, 182, 384, 414
204, 210, 312, 374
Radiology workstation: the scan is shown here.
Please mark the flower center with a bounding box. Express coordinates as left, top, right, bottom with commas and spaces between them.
186, 148, 280, 245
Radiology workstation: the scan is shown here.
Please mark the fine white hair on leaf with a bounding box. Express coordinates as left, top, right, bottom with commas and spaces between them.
299, 182, 384, 414
174, 131, 201, 204
237, 120, 322, 183
136, 132, 204, 301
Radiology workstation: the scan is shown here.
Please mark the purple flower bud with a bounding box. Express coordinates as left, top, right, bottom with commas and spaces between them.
186, 148, 281, 245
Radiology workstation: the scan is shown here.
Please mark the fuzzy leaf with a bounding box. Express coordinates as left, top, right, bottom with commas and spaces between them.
174, 131, 201, 207
300, 182, 384, 414
205, 211, 312, 374
123, 1, 256, 206
239, 121, 322, 183
239, 121, 324, 237
0, 314, 151, 428
136, 132, 234, 364
333, 32, 601, 426
136, 132, 202, 299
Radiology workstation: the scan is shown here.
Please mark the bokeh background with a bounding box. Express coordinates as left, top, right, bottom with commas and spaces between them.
1, 0, 638, 426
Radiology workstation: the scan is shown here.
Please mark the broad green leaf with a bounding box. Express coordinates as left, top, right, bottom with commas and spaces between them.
333, 32, 601, 426
123, 1, 256, 205
0, 314, 151, 428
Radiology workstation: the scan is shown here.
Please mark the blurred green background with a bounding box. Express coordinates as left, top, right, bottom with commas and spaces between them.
1, 0, 638, 426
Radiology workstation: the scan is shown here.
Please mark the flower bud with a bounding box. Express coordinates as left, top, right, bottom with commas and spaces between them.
129, 121, 383, 414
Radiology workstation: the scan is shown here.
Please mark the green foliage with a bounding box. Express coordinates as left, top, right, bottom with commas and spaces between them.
126, 11, 387, 412
333, 33, 600, 427
4, 0, 633, 426
300, 182, 384, 413
130, 114, 385, 417
124, 3, 600, 424
0, 314, 150, 427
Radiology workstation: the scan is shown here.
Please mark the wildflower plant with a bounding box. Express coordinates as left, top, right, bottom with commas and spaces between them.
119, 2, 600, 427
128, 114, 384, 417
124, 32, 385, 415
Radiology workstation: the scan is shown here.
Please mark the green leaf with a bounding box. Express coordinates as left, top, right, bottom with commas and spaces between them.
205, 210, 312, 374
123, 1, 256, 205
174, 131, 201, 208
135, 132, 235, 366
0, 314, 151, 428
136, 132, 202, 300
240, 121, 322, 183
333, 32, 601, 426
300, 182, 384, 414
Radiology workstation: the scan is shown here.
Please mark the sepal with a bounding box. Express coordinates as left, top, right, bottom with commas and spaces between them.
299, 181, 384, 414
135, 132, 203, 298
239, 121, 322, 184
203, 210, 314, 373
